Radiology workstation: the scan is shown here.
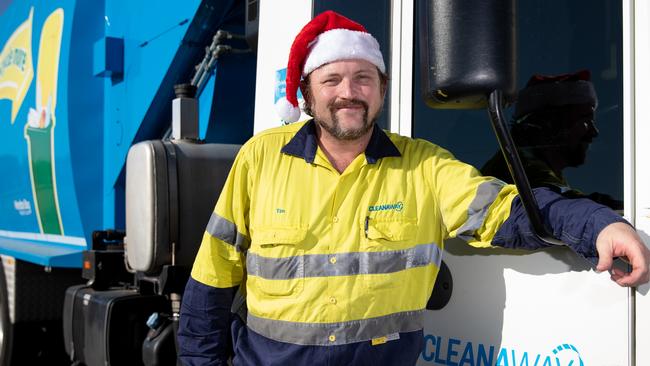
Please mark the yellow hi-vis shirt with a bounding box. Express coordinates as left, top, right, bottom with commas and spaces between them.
191, 120, 517, 346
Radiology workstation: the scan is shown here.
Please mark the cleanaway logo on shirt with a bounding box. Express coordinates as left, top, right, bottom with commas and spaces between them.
368, 201, 403, 212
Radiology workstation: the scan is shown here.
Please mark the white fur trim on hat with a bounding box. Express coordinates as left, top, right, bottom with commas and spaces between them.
303, 29, 385, 76
275, 97, 301, 123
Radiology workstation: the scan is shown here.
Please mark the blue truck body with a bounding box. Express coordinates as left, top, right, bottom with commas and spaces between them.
0, 1, 255, 364
0, 0, 254, 267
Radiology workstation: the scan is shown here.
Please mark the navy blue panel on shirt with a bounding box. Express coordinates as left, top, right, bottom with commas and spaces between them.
231, 316, 423, 366
178, 279, 424, 366
493, 187, 629, 265
178, 278, 238, 366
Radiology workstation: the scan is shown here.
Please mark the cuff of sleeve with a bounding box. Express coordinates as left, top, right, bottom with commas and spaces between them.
577, 207, 630, 265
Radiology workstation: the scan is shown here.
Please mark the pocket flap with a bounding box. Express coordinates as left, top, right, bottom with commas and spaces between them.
255, 226, 307, 246
366, 219, 417, 241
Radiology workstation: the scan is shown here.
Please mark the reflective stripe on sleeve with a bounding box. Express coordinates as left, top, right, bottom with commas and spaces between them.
456, 179, 506, 242
247, 243, 442, 280
206, 212, 249, 252
247, 309, 425, 346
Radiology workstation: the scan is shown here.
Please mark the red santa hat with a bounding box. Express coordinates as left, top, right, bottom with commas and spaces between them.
276, 10, 386, 123
514, 69, 598, 119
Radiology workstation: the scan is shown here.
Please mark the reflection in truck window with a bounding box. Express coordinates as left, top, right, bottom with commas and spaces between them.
412, 0, 623, 207
481, 70, 623, 211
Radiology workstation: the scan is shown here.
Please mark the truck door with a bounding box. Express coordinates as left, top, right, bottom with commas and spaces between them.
401, 1, 631, 365
632, 1, 650, 365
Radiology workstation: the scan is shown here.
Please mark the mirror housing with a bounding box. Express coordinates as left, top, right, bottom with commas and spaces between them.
418, 0, 516, 109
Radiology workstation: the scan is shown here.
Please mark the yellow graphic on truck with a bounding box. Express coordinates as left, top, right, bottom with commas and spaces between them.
23, 8, 65, 235
0, 8, 34, 124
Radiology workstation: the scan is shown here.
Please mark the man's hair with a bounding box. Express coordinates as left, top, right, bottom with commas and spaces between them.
299, 68, 389, 117
511, 105, 578, 147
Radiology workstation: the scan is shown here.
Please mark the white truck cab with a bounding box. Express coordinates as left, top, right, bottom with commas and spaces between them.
253, 1, 650, 365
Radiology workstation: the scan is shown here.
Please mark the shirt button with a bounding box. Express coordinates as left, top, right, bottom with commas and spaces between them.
332, 216, 339, 223
329, 296, 337, 304
329, 256, 337, 264
329, 335, 336, 342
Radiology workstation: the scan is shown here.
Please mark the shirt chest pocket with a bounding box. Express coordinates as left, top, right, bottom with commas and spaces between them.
248, 226, 306, 297
363, 218, 418, 291
365, 218, 417, 247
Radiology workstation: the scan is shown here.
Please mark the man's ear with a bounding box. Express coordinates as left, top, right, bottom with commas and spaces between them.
299, 80, 308, 98
378, 71, 388, 99
299, 79, 313, 116
299, 81, 307, 102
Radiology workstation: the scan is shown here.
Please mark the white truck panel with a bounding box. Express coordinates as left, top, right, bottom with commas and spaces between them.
253, 0, 312, 134
418, 240, 628, 365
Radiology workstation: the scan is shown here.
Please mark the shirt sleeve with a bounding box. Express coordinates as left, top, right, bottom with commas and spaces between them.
429, 145, 518, 247
492, 187, 629, 265
177, 279, 237, 366
428, 145, 627, 261
178, 147, 252, 365
191, 148, 251, 288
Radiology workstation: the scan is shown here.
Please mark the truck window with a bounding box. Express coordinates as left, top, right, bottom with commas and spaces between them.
413, 0, 624, 208
312, 0, 392, 130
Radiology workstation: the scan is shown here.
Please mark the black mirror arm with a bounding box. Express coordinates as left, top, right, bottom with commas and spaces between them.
487, 90, 566, 246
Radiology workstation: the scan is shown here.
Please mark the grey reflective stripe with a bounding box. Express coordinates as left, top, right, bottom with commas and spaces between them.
206, 212, 249, 251
247, 243, 442, 280
457, 179, 506, 241
247, 310, 425, 346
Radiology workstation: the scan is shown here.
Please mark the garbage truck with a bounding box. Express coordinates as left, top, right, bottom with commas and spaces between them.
1, 0, 649, 365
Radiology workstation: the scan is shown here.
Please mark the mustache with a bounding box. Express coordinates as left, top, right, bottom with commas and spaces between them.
329, 99, 369, 111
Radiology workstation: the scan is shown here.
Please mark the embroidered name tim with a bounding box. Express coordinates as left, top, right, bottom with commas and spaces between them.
368, 202, 403, 212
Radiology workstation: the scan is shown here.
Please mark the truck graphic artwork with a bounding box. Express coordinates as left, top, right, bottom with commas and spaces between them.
23, 8, 64, 235
0, 9, 33, 124
1, 7, 64, 235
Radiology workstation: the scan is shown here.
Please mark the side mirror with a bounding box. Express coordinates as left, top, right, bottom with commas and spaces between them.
418, 0, 516, 109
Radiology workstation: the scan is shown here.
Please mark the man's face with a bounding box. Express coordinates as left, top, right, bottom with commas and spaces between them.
304, 59, 385, 141
560, 104, 599, 167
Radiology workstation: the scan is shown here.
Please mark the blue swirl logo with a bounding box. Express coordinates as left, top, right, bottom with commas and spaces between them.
552, 344, 584, 366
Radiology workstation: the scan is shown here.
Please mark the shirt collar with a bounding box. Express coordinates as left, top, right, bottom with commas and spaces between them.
280, 120, 401, 164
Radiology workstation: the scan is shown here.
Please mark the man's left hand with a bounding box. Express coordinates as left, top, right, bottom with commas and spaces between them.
596, 222, 650, 287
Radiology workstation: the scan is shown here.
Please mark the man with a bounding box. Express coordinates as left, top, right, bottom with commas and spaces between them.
178, 11, 650, 366
481, 70, 622, 209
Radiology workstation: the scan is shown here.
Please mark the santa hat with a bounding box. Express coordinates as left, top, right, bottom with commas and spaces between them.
514, 69, 598, 119
276, 10, 386, 123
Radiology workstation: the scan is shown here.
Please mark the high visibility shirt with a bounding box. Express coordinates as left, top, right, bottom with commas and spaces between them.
190, 120, 519, 345
180, 120, 626, 365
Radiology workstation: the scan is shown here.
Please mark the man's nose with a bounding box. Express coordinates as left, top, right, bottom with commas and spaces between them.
338, 78, 358, 99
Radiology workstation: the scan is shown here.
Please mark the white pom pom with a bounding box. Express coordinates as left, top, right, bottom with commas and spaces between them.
275, 97, 301, 123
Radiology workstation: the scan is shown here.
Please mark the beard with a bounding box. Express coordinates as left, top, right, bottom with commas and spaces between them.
563, 141, 590, 167
313, 99, 380, 141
